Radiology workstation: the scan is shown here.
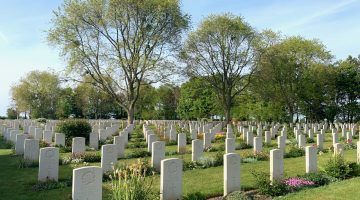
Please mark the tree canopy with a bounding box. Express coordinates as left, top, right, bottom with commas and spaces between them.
48, 0, 190, 123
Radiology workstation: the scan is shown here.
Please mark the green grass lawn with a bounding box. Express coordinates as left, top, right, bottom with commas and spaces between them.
0, 126, 358, 199
276, 177, 360, 200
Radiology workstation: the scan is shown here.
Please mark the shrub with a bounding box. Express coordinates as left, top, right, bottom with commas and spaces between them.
58, 145, 71, 153
204, 146, 219, 152
183, 161, 200, 171
306, 138, 315, 143
225, 191, 249, 200
214, 133, 226, 142
83, 152, 101, 163
236, 142, 252, 150
39, 140, 50, 148
198, 156, 216, 168
18, 157, 38, 168
99, 138, 114, 146
241, 157, 258, 163
183, 192, 207, 200
61, 152, 101, 165
263, 143, 276, 148
56, 119, 92, 146
110, 160, 157, 200
348, 162, 360, 177
3, 141, 14, 149
127, 142, 147, 148
299, 172, 334, 186
344, 142, 356, 150
323, 155, 352, 180
32, 179, 71, 191
213, 151, 224, 166
242, 151, 269, 161
166, 140, 177, 146
36, 118, 47, 124
285, 145, 305, 158
251, 171, 289, 196
127, 149, 151, 159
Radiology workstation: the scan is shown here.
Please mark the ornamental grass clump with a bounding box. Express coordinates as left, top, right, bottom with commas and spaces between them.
110, 160, 157, 200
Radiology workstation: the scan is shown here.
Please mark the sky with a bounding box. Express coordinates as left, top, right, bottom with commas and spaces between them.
0, 0, 360, 116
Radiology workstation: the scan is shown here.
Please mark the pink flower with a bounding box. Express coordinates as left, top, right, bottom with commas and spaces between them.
284, 178, 315, 187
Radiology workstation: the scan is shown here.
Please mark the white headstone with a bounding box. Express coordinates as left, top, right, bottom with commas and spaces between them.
357, 141, 360, 164
305, 146, 317, 173
101, 144, 117, 173
160, 158, 182, 200
223, 153, 241, 196
192, 139, 203, 162
15, 134, 28, 155
265, 131, 271, 144
24, 139, 39, 162
298, 134, 305, 148
55, 133, 65, 146
147, 134, 157, 153
225, 138, 235, 154
34, 128, 43, 140
89, 132, 99, 150
38, 147, 59, 181
152, 141, 165, 172
270, 149, 283, 182
253, 137, 262, 153
177, 133, 187, 154
332, 133, 338, 145
72, 166, 102, 200
316, 134, 323, 150
72, 137, 85, 154
333, 143, 344, 158
43, 130, 53, 144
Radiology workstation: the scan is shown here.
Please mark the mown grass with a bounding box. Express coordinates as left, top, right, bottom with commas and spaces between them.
0, 126, 358, 199
276, 177, 360, 200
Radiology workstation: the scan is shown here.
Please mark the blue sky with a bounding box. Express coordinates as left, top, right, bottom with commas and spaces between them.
1, 0, 359, 116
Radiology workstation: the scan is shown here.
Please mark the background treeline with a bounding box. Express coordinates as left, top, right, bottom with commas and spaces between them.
8, 52, 359, 123
6, 1, 360, 123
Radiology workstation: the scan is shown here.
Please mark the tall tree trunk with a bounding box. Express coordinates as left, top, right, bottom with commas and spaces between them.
127, 103, 135, 124
224, 106, 231, 124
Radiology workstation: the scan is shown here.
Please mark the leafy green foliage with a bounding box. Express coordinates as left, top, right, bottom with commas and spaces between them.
180, 13, 258, 123
323, 155, 353, 180
110, 159, 157, 200
298, 172, 335, 186
183, 192, 207, 200
251, 171, 289, 196
177, 77, 220, 120
31, 179, 72, 192
55, 119, 92, 145
285, 145, 305, 158
225, 191, 249, 200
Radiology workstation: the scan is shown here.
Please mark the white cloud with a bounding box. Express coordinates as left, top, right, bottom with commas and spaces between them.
0, 31, 9, 44
280, 0, 357, 30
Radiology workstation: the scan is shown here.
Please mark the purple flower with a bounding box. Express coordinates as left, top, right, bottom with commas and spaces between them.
284, 178, 315, 187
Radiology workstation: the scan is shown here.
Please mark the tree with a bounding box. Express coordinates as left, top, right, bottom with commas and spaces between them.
180, 14, 259, 123
56, 87, 82, 119
6, 108, 18, 119
48, 0, 190, 124
157, 84, 180, 120
177, 77, 219, 120
254, 36, 332, 122
74, 75, 126, 119
296, 64, 338, 122
135, 83, 159, 120
334, 56, 360, 122
11, 71, 61, 119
